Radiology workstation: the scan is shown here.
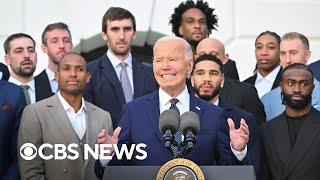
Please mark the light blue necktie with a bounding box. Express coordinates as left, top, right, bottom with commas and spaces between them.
120, 62, 133, 103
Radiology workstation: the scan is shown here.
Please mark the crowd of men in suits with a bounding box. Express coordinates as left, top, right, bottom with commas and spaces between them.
1, 0, 320, 180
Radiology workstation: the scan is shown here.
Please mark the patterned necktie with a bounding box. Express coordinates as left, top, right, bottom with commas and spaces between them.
120, 62, 133, 103
170, 98, 182, 157
21, 85, 31, 105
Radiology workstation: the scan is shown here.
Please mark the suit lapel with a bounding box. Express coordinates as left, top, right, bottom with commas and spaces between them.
84, 101, 100, 167
146, 91, 163, 142
220, 77, 233, 102
272, 113, 292, 166
132, 59, 145, 98
189, 94, 203, 121
35, 70, 54, 101
100, 54, 126, 105
283, 109, 320, 177
46, 95, 79, 145
272, 67, 282, 89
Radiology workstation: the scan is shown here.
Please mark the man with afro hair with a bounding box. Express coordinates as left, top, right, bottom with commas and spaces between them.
169, 0, 218, 54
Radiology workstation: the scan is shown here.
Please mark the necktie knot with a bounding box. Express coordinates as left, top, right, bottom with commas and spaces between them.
21, 85, 30, 91
120, 62, 127, 68
170, 98, 179, 106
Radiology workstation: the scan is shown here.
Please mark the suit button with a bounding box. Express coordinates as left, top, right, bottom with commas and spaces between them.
64, 168, 68, 173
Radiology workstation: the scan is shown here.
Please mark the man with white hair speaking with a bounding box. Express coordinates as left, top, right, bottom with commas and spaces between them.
95, 36, 251, 179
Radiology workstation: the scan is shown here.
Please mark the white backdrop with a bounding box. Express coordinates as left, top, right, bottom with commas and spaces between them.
1, 0, 319, 80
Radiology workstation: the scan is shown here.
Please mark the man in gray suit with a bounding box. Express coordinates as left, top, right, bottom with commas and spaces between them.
18, 52, 119, 180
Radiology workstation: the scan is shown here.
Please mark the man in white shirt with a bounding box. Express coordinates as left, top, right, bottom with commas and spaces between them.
4, 33, 37, 105
84, 7, 158, 129
261, 32, 320, 120
244, 31, 282, 98
34, 22, 73, 101
18, 52, 117, 180
94, 36, 250, 179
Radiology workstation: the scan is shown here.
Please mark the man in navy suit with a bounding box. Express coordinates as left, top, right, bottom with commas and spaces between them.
190, 54, 261, 176
95, 36, 249, 179
0, 80, 26, 179
84, 7, 158, 129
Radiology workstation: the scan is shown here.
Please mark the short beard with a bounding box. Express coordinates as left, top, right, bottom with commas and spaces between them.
194, 86, 220, 102
12, 66, 36, 77
282, 92, 312, 109
48, 54, 61, 65
187, 40, 200, 48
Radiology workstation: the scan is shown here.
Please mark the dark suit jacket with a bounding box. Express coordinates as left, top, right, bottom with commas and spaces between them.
220, 77, 266, 125
0, 62, 9, 81
84, 54, 158, 129
224, 59, 239, 81
0, 81, 26, 179
219, 97, 261, 176
309, 60, 320, 81
34, 70, 54, 101
94, 91, 247, 179
244, 67, 282, 90
261, 108, 320, 180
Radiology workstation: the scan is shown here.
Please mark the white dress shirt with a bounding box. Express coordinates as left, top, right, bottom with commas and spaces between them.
255, 65, 281, 98
9, 77, 36, 104
57, 91, 87, 139
45, 68, 58, 93
107, 51, 134, 92
159, 86, 247, 161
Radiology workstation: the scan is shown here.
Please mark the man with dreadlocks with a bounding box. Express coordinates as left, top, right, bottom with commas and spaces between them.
169, 0, 240, 81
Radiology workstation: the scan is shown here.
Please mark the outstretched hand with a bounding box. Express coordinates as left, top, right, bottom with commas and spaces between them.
227, 118, 249, 151
97, 127, 121, 154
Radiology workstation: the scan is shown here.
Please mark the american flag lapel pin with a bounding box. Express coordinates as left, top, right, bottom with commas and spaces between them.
196, 106, 200, 111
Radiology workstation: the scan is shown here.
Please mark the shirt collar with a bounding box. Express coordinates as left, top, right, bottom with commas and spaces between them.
159, 86, 189, 108
8, 77, 35, 91
107, 50, 132, 69
45, 68, 56, 81
57, 91, 86, 113
256, 65, 281, 83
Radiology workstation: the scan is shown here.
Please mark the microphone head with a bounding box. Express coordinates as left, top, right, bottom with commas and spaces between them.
179, 111, 200, 134
159, 109, 180, 134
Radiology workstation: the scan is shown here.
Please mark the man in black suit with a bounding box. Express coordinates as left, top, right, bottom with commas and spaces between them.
84, 7, 158, 128
169, 0, 239, 80
244, 31, 282, 98
261, 63, 320, 180
191, 54, 261, 175
196, 37, 266, 125
34, 22, 73, 101
309, 60, 320, 81
0, 62, 9, 81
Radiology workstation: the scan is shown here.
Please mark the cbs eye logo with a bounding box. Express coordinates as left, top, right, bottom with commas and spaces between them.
20, 143, 37, 160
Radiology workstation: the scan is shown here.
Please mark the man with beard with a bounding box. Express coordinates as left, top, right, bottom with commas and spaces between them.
4, 33, 37, 105
196, 38, 266, 125
261, 32, 320, 120
84, 7, 158, 129
261, 63, 320, 180
34, 22, 73, 101
169, 0, 239, 80
191, 54, 261, 176
18, 52, 117, 180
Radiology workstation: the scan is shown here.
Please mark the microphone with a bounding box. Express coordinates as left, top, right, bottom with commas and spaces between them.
179, 111, 200, 152
159, 109, 180, 149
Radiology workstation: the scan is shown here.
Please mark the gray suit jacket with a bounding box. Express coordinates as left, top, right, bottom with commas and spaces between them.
18, 95, 113, 180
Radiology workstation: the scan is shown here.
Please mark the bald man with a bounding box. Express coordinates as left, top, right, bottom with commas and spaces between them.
196, 37, 239, 80
196, 37, 266, 125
